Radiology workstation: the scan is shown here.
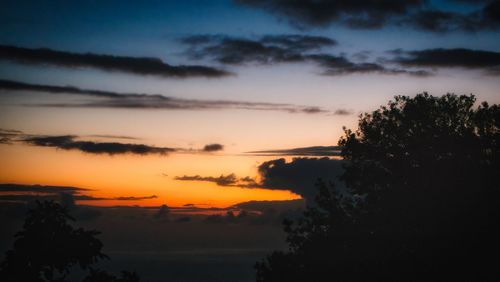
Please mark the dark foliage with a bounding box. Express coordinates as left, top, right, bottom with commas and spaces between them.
0, 201, 140, 282
256, 93, 500, 281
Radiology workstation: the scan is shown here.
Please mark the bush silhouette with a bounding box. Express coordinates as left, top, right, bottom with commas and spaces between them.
256, 93, 500, 281
0, 201, 140, 282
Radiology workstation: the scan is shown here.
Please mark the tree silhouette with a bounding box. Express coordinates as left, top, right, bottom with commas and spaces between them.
255, 181, 360, 282
0, 201, 140, 282
256, 93, 500, 281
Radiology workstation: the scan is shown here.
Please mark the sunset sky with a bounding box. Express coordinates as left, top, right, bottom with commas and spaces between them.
1, 0, 500, 208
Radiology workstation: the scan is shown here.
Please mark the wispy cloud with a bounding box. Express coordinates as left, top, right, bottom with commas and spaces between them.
181, 34, 430, 76
0, 128, 23, 144
23, 135, 175, 155
309, 54, 431, 76
0, 183, 89, 193
333, 109, 353, 115
0, 183, 157, 203
76, 195, 158, 201
0, 79, 331, 114
393, 48, 500, 75
181, 34, 336, 64
174, 174, 260, 188
0, 45, 231, 78
1, 128, 224, 156
85, 134, 140, 140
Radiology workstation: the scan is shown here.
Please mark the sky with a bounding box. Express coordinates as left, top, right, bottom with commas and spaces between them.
1, 0, 500, 209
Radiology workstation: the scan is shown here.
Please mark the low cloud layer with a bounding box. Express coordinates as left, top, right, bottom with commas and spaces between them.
76, 194, 158, 201
235, 0, 500, 32
182, 34, 429, 76
0, 183, 89, 194
0, 45, 231, 78
246, 145, 342, 156
394, 48, 500, 75
175, 157, 346, 202
175, 174, 259, 188
0, 79, 331, 114
0, 183, 157, 204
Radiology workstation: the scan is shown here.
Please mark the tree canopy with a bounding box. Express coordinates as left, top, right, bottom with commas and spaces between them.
256, 93, 500, 281
0, 201, 140, 282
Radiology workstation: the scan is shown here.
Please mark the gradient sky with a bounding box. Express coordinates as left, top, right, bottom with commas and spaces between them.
1, 0, 499, 208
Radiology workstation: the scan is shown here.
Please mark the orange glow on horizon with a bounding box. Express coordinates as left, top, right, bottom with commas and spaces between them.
0, 144, 302, 208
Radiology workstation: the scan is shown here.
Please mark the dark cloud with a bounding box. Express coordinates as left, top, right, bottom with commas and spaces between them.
182, 35, 430, 76
404, 9, 470, 32
175, 174, 260, 188
85, 134, 140, 140
74, 195, 157, 201
0, 45, 231, 78
0, 128, 23, 144
246, 146, 342, 157
0, 183, 158, 204
23, 135, 175, 155
235, 0, 425, 28
0, 184, 89, 208
300, 107, 324, 114
235, 0, 500, 32
401, 3, 500, 32
0, 183, 89, 194
257, 157, 345, 201
182, 34, 336, 64
1, 128, 224, 156
394, 48, 500, 75
202, 143, 224, 152
0, 194, 63, 202
308, 54, 431, 76
185, 37, 303, 65
112, 195, 158, 201
484, 1, 500, 22
0, 79, 330, 114
0, 194, 156, 202
175, 157, 346, 202
404, 1, 500, 32
260, 34, 337, 51
333, 109, 353, 115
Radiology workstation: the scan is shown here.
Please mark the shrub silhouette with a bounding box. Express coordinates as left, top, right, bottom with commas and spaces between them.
256, 93, 500, 281
0, 201, 140, 282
